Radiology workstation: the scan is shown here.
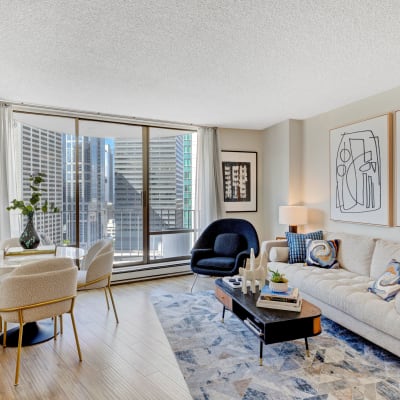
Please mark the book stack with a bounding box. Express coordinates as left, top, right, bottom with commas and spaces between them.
256, 285, 302, 312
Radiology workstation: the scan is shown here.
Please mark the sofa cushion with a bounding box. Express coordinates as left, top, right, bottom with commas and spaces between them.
268, 261, 400, 340
370, 239, 400, 279
305, 239, 339, 269
324, 232, 376, 277
396, 293, 400, 314
368, 259, 400, 301
214, 233, 243, 257
269, 247, 289, 262
285, 230, 323, 264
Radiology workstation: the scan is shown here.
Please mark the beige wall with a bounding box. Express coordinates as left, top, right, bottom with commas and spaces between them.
218, 85, 400, 243
218, 128, 265, 241
263, 85, 400, 241
261, 119, 304, 239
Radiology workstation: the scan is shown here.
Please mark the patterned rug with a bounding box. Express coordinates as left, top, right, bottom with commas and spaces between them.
151, 290, 400, 400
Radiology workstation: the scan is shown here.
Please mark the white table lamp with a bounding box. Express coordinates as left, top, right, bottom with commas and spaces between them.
279, 206, 307, 233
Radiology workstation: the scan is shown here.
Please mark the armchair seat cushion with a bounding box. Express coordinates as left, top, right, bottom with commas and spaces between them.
197, 256, 236, 271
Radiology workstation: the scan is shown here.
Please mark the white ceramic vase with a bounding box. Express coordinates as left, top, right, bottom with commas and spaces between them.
269, 281, 289, 293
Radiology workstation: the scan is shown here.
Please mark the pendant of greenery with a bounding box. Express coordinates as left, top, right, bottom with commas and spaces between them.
6, 172, 59, 217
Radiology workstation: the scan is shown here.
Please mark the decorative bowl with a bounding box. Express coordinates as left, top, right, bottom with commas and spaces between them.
269, 281, 289, 293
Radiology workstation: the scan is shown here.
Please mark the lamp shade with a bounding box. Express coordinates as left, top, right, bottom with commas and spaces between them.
279, 206, 308, 226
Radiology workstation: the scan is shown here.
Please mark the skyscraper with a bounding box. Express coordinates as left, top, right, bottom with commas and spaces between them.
20, 123, 63, 243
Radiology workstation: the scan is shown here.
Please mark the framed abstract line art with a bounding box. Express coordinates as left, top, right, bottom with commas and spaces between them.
221, 150, 257, 212
330, 113, 393, 226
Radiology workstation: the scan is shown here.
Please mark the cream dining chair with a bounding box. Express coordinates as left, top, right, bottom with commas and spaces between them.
0, 258, 82, 385
0, 238, 21, 335
0, 237, 21, 253
77, 239, 119, 323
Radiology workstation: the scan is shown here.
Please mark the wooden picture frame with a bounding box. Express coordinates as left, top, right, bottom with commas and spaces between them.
329, 113, 393, 226
221, 150, 257, 212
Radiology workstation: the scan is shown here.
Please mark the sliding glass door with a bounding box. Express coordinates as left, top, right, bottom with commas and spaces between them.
11, 111, 196, 269
148, 128, 195, 261
12, 113, 76, 245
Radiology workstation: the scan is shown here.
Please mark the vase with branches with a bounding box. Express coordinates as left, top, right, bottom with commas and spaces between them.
7, 172, 59, 249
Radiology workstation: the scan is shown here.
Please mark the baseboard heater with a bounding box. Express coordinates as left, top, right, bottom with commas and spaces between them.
111, 261, 191, 284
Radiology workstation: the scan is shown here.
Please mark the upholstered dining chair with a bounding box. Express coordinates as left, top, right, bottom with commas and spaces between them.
77, 239, 119, 323
0, 237, 21, 253
0, 258, 82, 385
190, 218, 260, 291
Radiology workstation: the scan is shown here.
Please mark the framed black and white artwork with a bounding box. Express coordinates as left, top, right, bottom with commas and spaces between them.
329, 113, 393, 226
221, 150, 257, 212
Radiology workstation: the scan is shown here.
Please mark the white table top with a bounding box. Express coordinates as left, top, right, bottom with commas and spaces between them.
0, 246, 85, 272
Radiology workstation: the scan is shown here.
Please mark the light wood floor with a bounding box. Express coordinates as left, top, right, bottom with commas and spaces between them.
0, 274, 215, 400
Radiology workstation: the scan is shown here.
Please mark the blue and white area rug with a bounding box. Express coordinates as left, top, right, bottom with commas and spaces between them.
152, 290, 400, 400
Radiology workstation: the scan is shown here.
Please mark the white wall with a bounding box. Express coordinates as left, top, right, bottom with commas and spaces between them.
261, 119, 305, 239
218, 128, 265, 242
302, 86, 400, 240
264, 85, 400, 241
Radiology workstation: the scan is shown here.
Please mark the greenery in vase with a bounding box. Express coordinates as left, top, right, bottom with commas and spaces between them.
6, 172, 60, 217
268, 268, 288, 283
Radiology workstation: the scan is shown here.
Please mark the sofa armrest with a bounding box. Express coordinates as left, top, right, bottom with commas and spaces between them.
260, 240, 289, 262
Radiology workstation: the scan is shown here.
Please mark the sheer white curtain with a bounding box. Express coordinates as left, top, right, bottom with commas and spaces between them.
0, 104, 21, 241
195, 127, 225, 235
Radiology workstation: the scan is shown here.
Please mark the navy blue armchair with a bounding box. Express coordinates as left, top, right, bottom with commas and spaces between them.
190, 218, 259, 290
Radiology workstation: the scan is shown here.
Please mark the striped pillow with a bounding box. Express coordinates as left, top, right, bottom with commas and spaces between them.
285, 231, 323, 264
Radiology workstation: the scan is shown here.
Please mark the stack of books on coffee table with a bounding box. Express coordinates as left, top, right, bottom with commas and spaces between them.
256, 285, 302, 312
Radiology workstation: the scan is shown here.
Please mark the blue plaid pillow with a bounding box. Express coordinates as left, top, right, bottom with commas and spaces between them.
285, 231, 323, 264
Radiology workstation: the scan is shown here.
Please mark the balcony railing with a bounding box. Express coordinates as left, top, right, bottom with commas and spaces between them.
22, 208, 196, 265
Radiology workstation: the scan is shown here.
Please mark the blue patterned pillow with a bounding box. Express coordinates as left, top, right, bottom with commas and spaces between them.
368, 259, 400, 301
285, 231, 323, 264
305, 239, 340, 269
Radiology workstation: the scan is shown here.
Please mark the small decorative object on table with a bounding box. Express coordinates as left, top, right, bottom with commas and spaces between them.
268, 267, 289, 293
222, 275, 243, 288
239, 248, 267, 294
6, 172, 59, 249
257, 284, 302, 312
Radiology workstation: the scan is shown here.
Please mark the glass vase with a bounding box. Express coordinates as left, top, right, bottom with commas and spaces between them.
19, 214, 40, 249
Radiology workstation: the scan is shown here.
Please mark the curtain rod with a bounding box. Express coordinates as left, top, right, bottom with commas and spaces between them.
1, 100, 201, 131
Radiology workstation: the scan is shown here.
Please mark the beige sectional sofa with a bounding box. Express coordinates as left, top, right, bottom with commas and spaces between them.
262, 231, 400, 357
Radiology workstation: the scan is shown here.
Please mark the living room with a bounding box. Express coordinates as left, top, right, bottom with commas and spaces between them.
1, 1, 400, 399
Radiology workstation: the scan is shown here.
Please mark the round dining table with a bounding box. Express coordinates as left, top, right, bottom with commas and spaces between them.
0, 246, 85, 347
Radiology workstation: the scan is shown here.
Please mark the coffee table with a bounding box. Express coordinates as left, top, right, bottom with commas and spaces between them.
215, 278, 322, 365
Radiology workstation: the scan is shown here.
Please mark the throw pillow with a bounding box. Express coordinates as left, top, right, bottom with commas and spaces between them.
269, 247, 289, 262
305, 239, 340, 269
285, 230, 323, 264
214, 233, 243, 257
368, 259, 400, 301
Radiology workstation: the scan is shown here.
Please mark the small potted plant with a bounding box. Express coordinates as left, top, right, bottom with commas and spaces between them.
268, 268, 289, 293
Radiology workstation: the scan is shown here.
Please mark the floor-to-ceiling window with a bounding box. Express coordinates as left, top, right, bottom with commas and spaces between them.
11, 110, 197, 274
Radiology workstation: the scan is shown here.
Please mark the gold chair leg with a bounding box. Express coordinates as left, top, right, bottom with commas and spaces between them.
3, 321, 7, 348
103, 287, 110, 310
59, 315, 63, 335
69, 309, 82, 362
107, 278, 119, 324
15, 313, 24, 385
54, 315, 57, 340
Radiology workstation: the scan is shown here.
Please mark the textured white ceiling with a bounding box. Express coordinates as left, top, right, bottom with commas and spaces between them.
1, 0, 400, 129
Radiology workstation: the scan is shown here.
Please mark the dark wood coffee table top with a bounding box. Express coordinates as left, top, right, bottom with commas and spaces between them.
215, 278, 322, 363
